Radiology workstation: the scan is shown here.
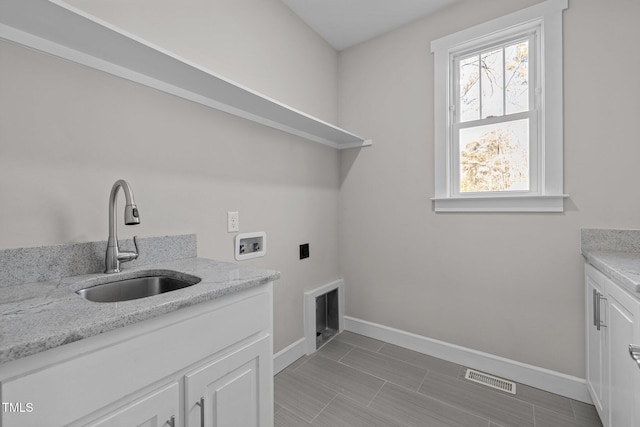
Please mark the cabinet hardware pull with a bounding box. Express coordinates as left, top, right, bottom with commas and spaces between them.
593, 289, 598, 326
195, 396, 205, 427
167, 415, 175, 427
596, 292, 607, 330
596, 291, 601, 330
630, 345, 640, 369
598, 295, 607, 330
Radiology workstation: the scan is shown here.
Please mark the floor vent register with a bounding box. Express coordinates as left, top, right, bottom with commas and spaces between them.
464, 369, 516, 394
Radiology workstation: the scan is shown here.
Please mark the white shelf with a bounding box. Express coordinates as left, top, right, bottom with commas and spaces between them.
0, 0, 372, 150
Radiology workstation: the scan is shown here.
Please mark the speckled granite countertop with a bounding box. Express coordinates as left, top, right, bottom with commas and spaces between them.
581, 228, 640, 299
582, 252, 640, 296
0, 257, 279, 365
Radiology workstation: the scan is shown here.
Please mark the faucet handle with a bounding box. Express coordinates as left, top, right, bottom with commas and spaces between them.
116, 236, 140, 264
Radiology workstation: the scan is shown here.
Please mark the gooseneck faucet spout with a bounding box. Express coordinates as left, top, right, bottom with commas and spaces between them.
105, 179, 140, 273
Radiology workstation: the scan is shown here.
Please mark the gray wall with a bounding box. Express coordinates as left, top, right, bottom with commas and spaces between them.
0, 0, 340, 353
3, 0, 638, 380
338, 0, 640, 378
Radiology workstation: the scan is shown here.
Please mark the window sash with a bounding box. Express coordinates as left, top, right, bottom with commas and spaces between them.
450, 31, 538, 198
451, 111, 539, 197
453, 33, 535, 124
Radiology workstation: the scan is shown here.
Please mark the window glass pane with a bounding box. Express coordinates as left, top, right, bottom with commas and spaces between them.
459, 55, 480, 122
505, 41, 529, 115
480, 48, 503, 118
459, 119, 529, 193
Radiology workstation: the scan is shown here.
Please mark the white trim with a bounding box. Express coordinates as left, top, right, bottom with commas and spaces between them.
432, 194, 569, 212
344, 316, 593, 404
304, 279, 345, 355
430, 0, 568, 52
430, 0, 568, 212
273, 337, 306, 375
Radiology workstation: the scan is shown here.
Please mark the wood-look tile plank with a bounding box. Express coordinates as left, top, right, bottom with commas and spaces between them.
340, 347, 427, 390
378, 343, 462, 377
274, 370, 337, 422
420, 371, 534, 427
333, 331, 385, 352
275, 333, 603, 427
316, 338, 354, 361
534, 406, 602, 427
569, 400, 604, 427
286, 355, 310, 371
370, 382, 490, 427
311, 394, 405, 427
515, 383, 574, 419
275, 407, 313, 427
294, 354, 385, 405
456, 368, 574, 419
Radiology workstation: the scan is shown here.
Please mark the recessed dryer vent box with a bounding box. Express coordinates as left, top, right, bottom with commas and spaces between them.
235, 232, 266, 261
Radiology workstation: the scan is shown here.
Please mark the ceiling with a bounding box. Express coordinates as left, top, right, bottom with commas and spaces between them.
280, 0, 463, 51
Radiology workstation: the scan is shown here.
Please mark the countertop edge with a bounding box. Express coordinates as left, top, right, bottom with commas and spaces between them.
582, 250, 640, 297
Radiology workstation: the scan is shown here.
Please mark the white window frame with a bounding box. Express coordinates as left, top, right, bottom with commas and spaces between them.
430, 0, 568, 212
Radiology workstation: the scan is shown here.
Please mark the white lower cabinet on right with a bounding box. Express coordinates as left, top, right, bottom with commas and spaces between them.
585, 263, 640, 427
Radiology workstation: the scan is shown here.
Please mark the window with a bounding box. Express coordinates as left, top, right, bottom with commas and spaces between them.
431, 0, 568, 212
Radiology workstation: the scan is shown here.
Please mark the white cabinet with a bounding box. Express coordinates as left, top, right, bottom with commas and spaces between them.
606, 279, 640, 426
585, 264, 608, 420
88, 335, 272, 427
185, 336, 271, 427
0, 283, 273, 427
585, 263, 640, 427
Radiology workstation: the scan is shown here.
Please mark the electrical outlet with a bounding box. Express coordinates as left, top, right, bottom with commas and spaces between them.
227, 211, 239, 232
300, 243, 309, 259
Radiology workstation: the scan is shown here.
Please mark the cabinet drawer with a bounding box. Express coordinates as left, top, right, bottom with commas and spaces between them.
1, 289, 271, 427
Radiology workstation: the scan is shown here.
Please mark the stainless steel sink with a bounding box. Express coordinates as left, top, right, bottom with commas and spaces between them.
76, 273, 202, 303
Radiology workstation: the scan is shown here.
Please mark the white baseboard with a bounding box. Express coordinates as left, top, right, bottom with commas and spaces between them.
273, 337, 306, 375
344, 316, 593, 404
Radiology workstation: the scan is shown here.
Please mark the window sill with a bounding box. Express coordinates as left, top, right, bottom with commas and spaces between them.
431, 194, 569, 213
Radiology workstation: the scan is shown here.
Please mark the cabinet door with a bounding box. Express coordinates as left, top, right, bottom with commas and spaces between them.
605, 278, 640, 427
585, 263, 608, 423
185, 335, 273, 427
85, 382, 180, 427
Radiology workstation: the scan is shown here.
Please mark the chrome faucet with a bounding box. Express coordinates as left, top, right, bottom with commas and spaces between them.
105, 179, 140, 273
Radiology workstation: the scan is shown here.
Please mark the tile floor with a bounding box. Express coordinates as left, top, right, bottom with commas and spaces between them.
274, 331, 603, 427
